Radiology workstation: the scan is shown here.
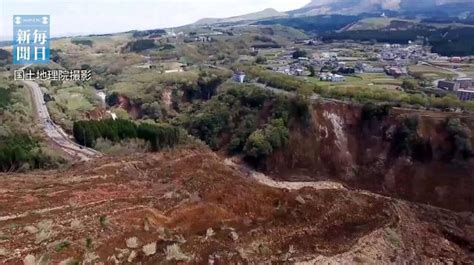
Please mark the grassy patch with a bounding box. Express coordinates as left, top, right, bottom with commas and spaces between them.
386, 228, 402, 248
55, 240, 70, 252
305, 73, 403, 90
408, 65, 456, 80
0, 87, 11, 109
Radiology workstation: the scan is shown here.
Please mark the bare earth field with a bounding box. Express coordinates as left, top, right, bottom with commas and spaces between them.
0, 147, 473, 264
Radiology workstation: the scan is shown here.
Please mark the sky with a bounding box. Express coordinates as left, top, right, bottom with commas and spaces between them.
0, 0, 310, 40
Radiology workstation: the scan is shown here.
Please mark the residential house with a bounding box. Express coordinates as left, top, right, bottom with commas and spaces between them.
385, 66, 406, 77
319, 73, 345, 82
450, 57, 462, 63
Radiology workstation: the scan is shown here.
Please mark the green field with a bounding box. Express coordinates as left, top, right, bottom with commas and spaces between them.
304, 73, 403, 90
408, 65, 456, 80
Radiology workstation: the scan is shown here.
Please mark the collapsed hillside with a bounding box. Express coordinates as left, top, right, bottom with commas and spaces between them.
171, 83, 473, 213
0, 147, 472, 264
265, 100, 474, 212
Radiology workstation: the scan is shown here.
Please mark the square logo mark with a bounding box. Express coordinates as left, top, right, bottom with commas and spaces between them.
13, 15, 50, 65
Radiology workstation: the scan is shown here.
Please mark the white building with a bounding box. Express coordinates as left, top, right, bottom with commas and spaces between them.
233, 71, 246, 83
332, 74, 345, 82
319, 73, 345, 82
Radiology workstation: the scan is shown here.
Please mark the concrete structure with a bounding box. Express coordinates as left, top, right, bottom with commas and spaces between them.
438, 78, 472, 92
386, 66, 405, 77
233, 71, 246, 83
438, 78, 474, 101
438, 80, 460, 91
450, 57, 462, 63
332, 74, 345, 82
456, 78, 473, 89
457, 89, 474, 101
298, 57, 309, 63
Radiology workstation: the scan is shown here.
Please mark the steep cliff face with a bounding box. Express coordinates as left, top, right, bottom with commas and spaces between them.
266, 101, 474, 212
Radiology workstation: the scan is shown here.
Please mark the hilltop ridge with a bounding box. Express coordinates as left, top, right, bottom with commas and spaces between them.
194, 8, 287, 25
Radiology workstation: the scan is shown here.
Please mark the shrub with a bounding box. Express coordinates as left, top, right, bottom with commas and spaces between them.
292, 49, 307, 59
255, 56, 267, 64
391, 115, 419, 156
401, 79, 418, 90
0, 135, 62, 172
71, 39, 93, 47
181, 70, 230, 102
141, 102, 164, 120
445, 118, 472, 160
361, 103, 391, 121
243, 119, 289, 162
55, 241, 70, 252
244, 130, 273, 159
106, 92, 120, 107
0, 87, 11, 109
124, 39, 156, 52
430, 95, 461, 110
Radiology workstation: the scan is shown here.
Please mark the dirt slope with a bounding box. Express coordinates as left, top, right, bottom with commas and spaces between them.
266, 101, 474, 212
0, 147, 472, 264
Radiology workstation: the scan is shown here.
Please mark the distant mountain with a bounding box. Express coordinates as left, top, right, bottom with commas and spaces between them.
289, 0, 474, 16
194, 8, 287, 25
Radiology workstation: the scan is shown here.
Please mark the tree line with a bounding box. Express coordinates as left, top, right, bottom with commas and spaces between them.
0, 135, 62, 172
73, 119, 182, 151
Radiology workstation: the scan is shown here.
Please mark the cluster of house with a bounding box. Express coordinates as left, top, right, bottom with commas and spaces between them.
318, 72, 345, 82
385, 66, 408, 77
355, 63, 384, 73
272, 55, 310, 76
438, 78, 474, 101
379, 44, 437, 64
148, 29, 224, 43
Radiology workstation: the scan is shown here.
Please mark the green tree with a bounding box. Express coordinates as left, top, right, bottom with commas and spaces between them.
445, 118, 472, 160
292, 49, 307, 59
243, 130, 273, 159
308, 65, 316, 77
401, 79, 418, 90
106, 92, 120, 107
0, 87, 11, 110
255, 56, 267, 64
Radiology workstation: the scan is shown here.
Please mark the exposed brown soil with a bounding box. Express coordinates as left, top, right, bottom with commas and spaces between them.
0, 147, 473, 264
266, 101, 474, 212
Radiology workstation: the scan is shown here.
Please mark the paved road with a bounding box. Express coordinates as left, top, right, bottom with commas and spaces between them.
22, 79, 100, 161
251, 81, 320, 101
